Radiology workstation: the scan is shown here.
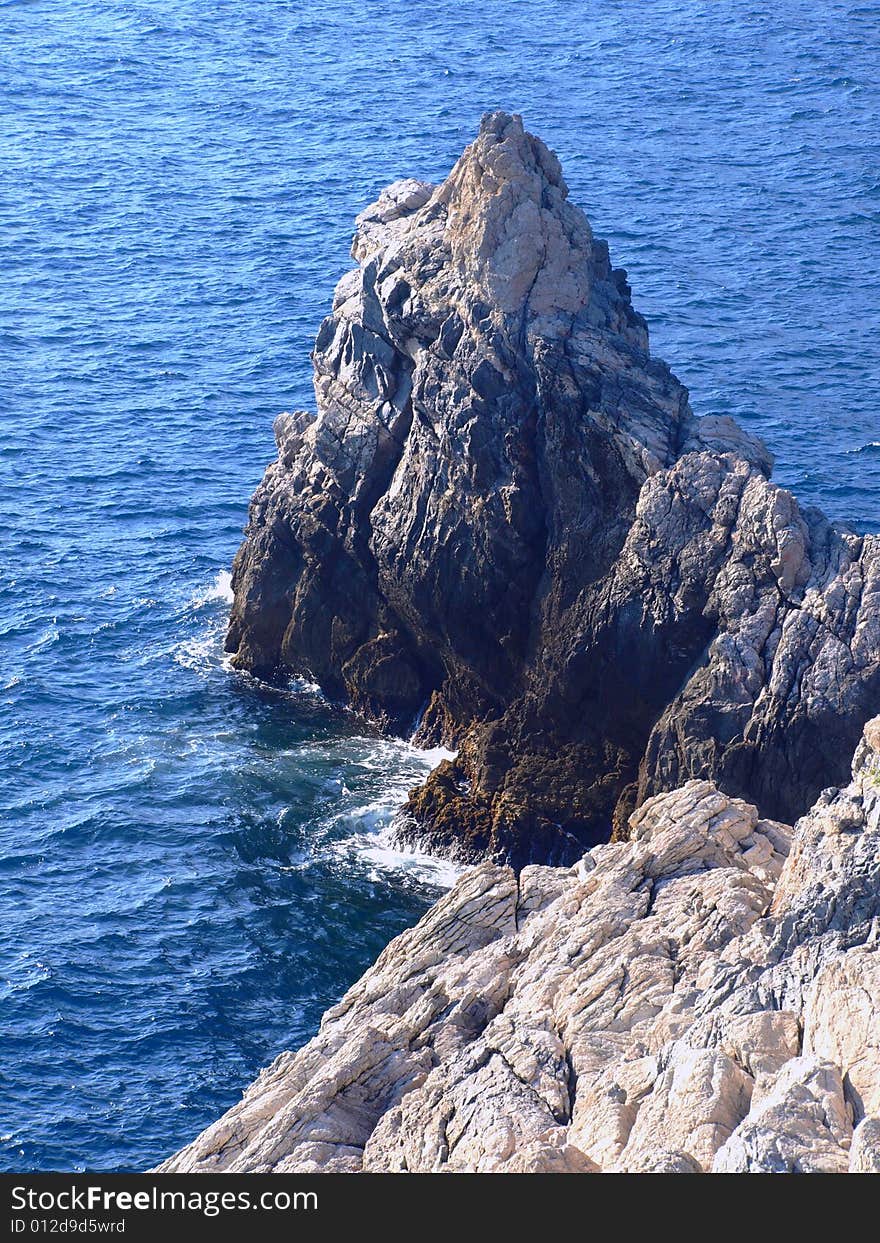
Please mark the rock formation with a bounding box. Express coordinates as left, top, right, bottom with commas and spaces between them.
160, 718, 880, 1174
225, 112, 879, 867
168, 114, 880, 1177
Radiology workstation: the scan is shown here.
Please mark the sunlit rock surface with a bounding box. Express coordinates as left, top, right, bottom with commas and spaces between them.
160, 719, 880, 1175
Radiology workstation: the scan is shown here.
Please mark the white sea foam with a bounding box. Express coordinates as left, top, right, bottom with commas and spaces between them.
171, 602, 461, 887
332, 807, 464, 889
289, 676, 322, 695
354, 828, 464, 889
321, 737, 464, 890
173, 571, 239, 672
193, 570, 234, 607
174, 626, 225, 673
407, 743, 458, 767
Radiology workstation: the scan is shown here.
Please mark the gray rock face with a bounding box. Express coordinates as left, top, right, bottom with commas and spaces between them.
226, 111, 880, 865
159, 719, 880, 1174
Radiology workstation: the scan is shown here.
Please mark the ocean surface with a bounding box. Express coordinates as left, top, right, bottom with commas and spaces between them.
2, 0, 878, 1172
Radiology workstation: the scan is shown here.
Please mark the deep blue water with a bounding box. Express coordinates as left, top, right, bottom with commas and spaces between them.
2, 0, 878, 1173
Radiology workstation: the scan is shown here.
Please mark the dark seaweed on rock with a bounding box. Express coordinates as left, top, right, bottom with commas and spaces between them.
227, 112, 880, 868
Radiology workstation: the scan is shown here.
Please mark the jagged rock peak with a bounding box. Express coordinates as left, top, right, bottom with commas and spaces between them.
352, 110, 649, 342
439, 111, 603, 321
225, 115, 878, 867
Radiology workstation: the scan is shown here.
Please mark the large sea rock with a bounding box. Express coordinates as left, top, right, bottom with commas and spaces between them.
226, 111, 879, 867
160, 718, 880, 1173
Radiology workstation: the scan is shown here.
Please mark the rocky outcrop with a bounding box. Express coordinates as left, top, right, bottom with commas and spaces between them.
160, 719, 880, 1174
226, 111, 880, 866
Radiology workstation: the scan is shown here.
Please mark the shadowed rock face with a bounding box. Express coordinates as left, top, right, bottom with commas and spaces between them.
226, 111, 880, 867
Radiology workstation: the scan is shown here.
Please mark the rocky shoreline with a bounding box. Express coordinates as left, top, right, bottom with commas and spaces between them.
162, 115, 880, 1174
224, 112, 879, 867
161, 717, 880, 1173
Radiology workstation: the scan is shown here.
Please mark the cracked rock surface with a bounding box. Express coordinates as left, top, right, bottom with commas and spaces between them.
225, 111, 879, 866
159, 719, 880, 1174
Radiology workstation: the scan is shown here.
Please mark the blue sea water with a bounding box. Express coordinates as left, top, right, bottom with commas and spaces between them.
1, 0, 878, 1172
